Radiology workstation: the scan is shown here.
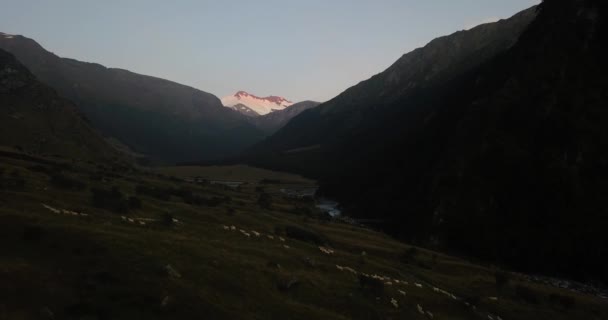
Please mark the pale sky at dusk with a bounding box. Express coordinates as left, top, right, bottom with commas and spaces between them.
0, 0, 540, 102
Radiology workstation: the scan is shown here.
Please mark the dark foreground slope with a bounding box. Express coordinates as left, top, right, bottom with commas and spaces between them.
1, 151, 607, 319
0, 34, 263, 163
248, 2, 608, 283
0, 49, 120, 162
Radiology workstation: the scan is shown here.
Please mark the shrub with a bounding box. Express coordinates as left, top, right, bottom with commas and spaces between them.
1, 169, 26, 190
284, 225, 328, 245
128, 196, 142, 210
549, 293, 575, 309
515, 285, 541, 305
160, 212, 174, 227
135, 184, 171, 201
27, 165, 53, 174
401, 247, 419, 264
495, 270, 512, 290
258, 192, 272, 209
359, 275, 384, 296
22, 225, 45, 242
90, 187, 129, 213
50, 173, 86, 190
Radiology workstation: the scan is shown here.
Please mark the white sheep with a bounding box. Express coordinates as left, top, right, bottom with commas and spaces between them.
385, 282, 393, 286
223, 225, 230, 230
344, 267, 357, 274
42, 204, 61, 214
139, 221, 146, 226
336, 265, 344, 271
267, 235, 275, 240
417, 304, 424, 315
230, 225, 236, 231
426, 311, 434, 319
390, 298, 399, 308
398, 290, 406, 296
279, 237, 285, 242
318, 246, 335, 255
415, 283, 423, 288
251, 231, 261, 237
283, 245, 290, 249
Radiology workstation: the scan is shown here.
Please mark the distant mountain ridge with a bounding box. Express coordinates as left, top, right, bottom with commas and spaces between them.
0, 33, 264, 163
222, 91, 293, 116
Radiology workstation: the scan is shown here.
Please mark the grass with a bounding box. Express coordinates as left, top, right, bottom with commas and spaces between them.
1, 150, 607, 319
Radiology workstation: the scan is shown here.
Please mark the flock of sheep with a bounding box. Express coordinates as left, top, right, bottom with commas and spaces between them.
221, 223, 505, 320
39, 202, 503, 320
42, 203, 88, 217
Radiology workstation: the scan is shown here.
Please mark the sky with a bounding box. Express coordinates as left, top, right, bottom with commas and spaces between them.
0, 0, 540, 102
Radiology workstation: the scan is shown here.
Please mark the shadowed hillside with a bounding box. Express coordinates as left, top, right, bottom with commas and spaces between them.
247, 1, 608, 283
0, 49, 121, 162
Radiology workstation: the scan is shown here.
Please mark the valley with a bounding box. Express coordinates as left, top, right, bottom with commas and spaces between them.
1, 0, 607, 319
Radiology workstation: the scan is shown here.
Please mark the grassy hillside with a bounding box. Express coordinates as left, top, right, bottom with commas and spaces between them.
1, 149, 606, 319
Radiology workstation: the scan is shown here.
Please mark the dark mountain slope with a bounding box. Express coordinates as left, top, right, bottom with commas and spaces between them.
248, 1, 608, 283
0, 49, 120, 161
248, 7, 537, 177
0, 34, 263, 163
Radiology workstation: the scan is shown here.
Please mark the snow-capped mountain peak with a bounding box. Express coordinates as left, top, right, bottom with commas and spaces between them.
222, 91, 293, 116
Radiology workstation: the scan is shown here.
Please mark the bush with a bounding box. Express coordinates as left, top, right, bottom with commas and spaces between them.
495, 270, 512, 290
359, 275, 384, 296
27, 165, 53, 174
0, 169, 26, 190
549, 293, 575, 309
50, 173, 86, 190
22, 225, 45, 242
284, 225, 328, 245
135, 184, 171, 201
160, 212, 174, 227
515, 285, 541, 305
90, 187, 130, 213
128, 196, 142, 210
258, 192, 272, 209
401, 247, 419, 264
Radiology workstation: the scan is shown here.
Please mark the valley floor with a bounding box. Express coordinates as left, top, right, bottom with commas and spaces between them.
1, 151, 607, 320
